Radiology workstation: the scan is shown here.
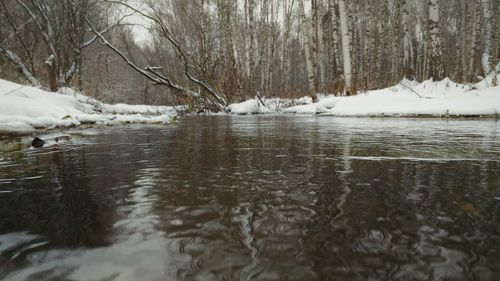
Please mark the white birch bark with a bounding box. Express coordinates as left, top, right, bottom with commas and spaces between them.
469, 1, 481, 79
267, 0, 278, 94
391, 1, 403, 83
317, 0, 327, 90
329, 0, 341, 75
244, 0, 250, 78
363, 0, 372, 89
312, 0, 320, 91
402, 0, 412, 79
338, 0, 352, 93
427, 0, 444, 80
248, 0, 256, 86
299, 0, 317, 95
459, 0, 467, 81
258, 0, 269, 92
281, 0, 293, 91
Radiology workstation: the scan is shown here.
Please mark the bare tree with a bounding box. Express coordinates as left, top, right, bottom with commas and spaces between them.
0, 0, 125, 91
299, 0, 317, 98
338, 0, 352, 94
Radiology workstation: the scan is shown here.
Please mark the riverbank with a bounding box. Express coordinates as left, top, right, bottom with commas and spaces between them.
1, 75, 499, 135
0, 79, 178, 134
229, 75, 500, 117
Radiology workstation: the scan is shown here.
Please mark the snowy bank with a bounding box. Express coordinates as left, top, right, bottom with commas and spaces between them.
0, 79, 177, 134
227, 96, 313, 115
283, 76, 500, 116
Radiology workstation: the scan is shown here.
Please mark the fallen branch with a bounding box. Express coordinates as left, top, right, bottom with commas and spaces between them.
398, 81, 428, 99
255, 91, 267, 108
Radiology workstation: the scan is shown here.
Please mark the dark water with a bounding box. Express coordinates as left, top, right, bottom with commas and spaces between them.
0, 116, 499, 281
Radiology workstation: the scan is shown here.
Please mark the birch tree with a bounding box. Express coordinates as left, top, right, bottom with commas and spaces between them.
299, 0, 317, 98
402, 0, 413, 79
427, 0, 444, 80
328, 0, 341, 78
281, 0, 295, 92
218, 0, 242, 101
338, 0, 352, 94
257, 0, 269, 93
481, 0, 493, 76
311, 0, 321, 90
458, 0, 468, 81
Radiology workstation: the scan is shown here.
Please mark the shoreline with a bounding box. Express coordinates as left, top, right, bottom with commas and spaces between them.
2, 76, 499, 135
2, 114, 498, 139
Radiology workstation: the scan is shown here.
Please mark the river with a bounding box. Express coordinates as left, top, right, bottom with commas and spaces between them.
0, 116, 499, 281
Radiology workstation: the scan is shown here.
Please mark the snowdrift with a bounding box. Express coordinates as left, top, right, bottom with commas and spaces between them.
284, 76, 500, 116
226, 75, 499, 117
1, 74, 499, 134
227, 96, 313, 115
0, 79, 178, 134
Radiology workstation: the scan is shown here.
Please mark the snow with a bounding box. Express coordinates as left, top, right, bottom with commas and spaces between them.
225, 76, 499, 116
1, 74, 499, 134
227, 99, 270, 115
0, 79, 177, 134
227, 96, 313, 115
283, 76, 500, 116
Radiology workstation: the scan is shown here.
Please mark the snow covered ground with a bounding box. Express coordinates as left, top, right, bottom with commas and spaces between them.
226, 96, 312, 115
230, 76, 500, 117
1, 75, 499, 134
0, 79, 178, 134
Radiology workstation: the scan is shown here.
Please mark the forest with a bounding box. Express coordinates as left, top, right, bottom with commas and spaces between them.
0, 0, 498, 111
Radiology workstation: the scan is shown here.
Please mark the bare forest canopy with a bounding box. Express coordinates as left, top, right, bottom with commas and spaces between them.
0, 0, 498, 111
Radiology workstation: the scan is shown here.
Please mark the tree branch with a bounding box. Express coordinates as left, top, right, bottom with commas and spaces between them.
102, 0, 227, 109
77, 7, 188, 98
0, 46, 42, 87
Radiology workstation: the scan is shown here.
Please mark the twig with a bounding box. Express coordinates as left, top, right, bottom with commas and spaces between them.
399, 81, 427, 99
255, 91, 267, 108
1, 85, 27, 96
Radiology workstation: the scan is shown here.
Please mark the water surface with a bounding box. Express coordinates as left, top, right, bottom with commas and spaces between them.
0, 116, 499, 281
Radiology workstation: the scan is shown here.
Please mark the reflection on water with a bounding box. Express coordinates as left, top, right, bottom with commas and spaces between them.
0, 117, 499, 281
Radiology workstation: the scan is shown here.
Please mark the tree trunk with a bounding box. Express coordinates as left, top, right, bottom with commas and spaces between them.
267, 0, 277, 94
312, 0, 320, 92
481, 0, 493, 76
427, 0, 444, 80
338, 0, 352, 95
258, 0, 269, 93
281, 0, 293, 92
244, 0, 250, 79
402, 0, 413, 79
469, 1, 481, 80
329, 0, 341, 77
247, 0, 256, 87
299, 0, 317, 99
362, 1, 371, 90
218, 0, 242, 100
391, 1, 403, 83
459, 0, 467, 82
